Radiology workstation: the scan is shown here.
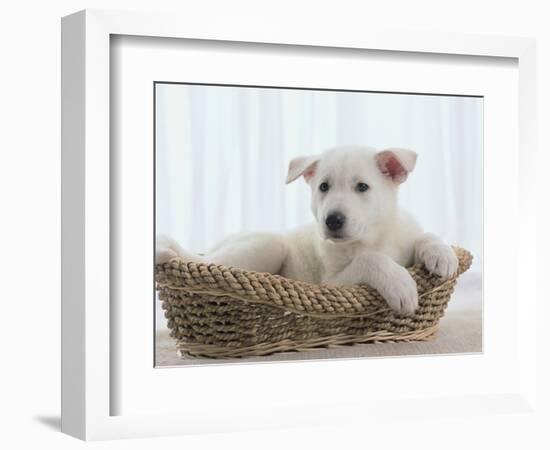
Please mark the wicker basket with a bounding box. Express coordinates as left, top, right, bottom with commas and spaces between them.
156, 246, 472, 359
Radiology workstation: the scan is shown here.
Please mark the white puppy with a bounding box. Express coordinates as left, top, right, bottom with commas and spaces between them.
157, 145, 459, 315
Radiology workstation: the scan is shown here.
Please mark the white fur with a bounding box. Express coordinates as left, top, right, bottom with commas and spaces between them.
157, 145, 459, 315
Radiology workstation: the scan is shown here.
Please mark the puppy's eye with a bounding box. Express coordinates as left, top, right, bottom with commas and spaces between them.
319, 182, 329, 192
356, 182, 369, 192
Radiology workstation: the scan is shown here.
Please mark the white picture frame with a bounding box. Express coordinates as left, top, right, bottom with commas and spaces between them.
61, 9, 537, 441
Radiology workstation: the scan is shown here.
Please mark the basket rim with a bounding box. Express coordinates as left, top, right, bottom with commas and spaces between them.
156, 246, 473, 319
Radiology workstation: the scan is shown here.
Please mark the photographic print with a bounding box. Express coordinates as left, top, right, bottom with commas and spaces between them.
154, 83, 482, 366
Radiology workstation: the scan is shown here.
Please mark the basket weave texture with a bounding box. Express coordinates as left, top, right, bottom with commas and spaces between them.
156, 246, 472, 358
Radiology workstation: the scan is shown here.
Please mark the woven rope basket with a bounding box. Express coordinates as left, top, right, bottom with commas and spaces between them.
156, 246, 472, 359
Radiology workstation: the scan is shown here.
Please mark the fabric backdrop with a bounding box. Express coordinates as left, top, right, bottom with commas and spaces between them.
155, 84, 483, 270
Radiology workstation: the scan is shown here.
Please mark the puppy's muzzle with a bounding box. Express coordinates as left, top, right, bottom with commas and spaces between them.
325, 212, 346, 232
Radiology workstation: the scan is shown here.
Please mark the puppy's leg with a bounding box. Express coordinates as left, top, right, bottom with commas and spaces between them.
155, 234, 204, 264
156, 232, 289, 275
414, 232, 458, 279
325, 252, 418, 315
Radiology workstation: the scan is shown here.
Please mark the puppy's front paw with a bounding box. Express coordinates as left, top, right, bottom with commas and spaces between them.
419, 243, 458, 279
379, 266, 418, 316
155, 247, 178, 264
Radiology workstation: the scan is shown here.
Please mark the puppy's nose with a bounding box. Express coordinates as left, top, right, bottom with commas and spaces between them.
325, 212, 346, 231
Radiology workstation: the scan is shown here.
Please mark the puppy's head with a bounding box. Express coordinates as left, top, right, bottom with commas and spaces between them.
286, 146, 417, 243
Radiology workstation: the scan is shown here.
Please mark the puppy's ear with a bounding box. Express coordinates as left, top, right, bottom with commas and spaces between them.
286, 155, 320, 184
375, 148, 417, 184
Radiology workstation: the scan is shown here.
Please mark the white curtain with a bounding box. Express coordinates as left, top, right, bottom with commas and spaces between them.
156, 84, 483, 270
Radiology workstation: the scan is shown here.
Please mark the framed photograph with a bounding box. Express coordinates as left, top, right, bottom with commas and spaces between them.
61, 9, 538, 440
154, 82, 483, 365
